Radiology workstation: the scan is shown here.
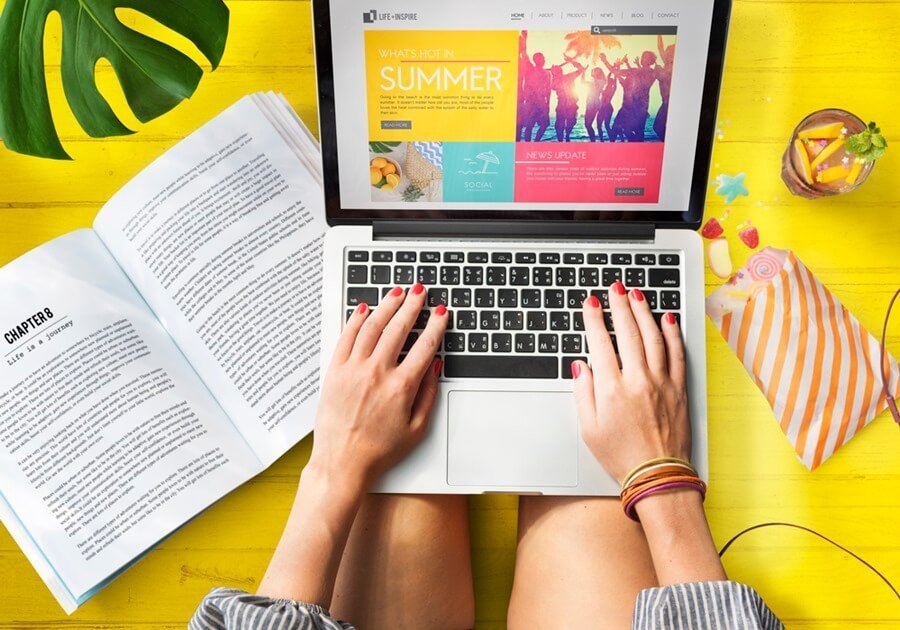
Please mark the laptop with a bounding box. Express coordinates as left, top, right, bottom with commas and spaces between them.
313, 0, 731, 495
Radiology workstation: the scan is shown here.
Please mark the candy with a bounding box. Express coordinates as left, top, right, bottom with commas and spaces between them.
701, 217, 724, 239
739, 226, 760, 249
746, 251, 781, 281
707, 239, 733, 279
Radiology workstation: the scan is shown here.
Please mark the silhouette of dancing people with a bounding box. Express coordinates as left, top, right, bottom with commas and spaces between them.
654, 35, 675, 141
517, 31, 552, 142
551, 56, 586, 142
605, 51, 658, 142
582, 67, 606, 142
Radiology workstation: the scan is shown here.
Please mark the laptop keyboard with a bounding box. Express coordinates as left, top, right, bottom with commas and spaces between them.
344, 247, 683, 380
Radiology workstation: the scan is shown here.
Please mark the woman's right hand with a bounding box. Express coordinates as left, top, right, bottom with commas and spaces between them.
571, 281, 691, 483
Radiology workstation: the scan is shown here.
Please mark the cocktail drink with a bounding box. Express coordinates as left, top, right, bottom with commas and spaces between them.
781, 109, 884, 199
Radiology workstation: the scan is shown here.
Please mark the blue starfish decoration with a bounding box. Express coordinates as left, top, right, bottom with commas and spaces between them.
714, 173, 749, 204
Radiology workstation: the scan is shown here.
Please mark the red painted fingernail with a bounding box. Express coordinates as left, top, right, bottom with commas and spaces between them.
434, 304, 447, 316
665, 312, 676, 325
390, 286, 403, 297
434, 359, 443, 376
571, 361, 582, 378
585, 295, 600, 309
631, 288, 644, 302
412, 282, 424, 295
357, 302, 368, 314
612, 281, 626, 296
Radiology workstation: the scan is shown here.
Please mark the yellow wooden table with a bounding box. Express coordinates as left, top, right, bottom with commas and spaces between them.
1, 1, 898, 627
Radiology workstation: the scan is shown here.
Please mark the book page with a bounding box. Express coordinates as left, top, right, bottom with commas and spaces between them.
94, 96, 326, 465
0, 230, 262, 602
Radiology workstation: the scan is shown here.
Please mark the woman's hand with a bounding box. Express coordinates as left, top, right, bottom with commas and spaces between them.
309, 283, 448, 491
571, 281, 690, 483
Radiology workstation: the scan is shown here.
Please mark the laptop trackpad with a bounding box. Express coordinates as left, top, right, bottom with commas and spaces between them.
447, 391, 578, 488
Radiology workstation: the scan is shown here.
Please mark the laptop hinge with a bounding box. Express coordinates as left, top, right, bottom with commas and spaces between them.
372, 220, 655, 241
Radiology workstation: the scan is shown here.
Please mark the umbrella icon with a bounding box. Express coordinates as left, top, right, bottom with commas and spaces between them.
475, 151, 500, 174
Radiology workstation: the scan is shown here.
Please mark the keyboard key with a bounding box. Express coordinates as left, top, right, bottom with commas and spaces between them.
587, 253, 608, 265
420, 251, 441, 263
636, 254, 656, 265
474, 289, 495, 308
491, 333, 512, 353
397, 251, 417, 262
347, 287, 379, 306
346, 309, 354, 322
579, 267, 599, 286
562, 334, 582, 354
347, 265, 368, 284
563, 253, 584, 264
515, 252, 536, 264
527, 312, 547, 330
556, 267, 576, 286
644, 290, 658, 310
457, 310, 477, 329
624, 268, 646, 287
654, 312, 681, 327
550, 311, 570, 331
510, 267, 530, 286
372, 265, 392, 284
521, 289, 542, 308
381, 287, 393, 297
486, 267, 507, 285
444, 355, 557, 378
590, 289, 610, 309
441, 266, 461, 285
403, 332, 419, 352
544, 289, 564, 309
492, 252, 513, 263
612, 253, 632, 265
602, 268, 623, 286
373, 251, 393, 262
463, 266, 483, 285
538, 334, 558, 353
504, 311, 524, 330
567, 290, 587, 308
428, 288, 448, 307
417, 266, 437, 285
394, 266, 414, 284
649, 268, 680, 287
348, 251, 368, 262
515, 333, 535, 353
562, 356, 588, 379
413, 309, 430, 330
480, 311, 500, 330
540, 253, 560, 264
533, 267, 553, 286
498, 289, 518, 308
604, 312, 614, 330
468, 252, 489, 263
468, 333, 489, 353
661, 291, 681, 310
573, 311, 585, 331
444, 333, 466, 353
451, 289, 472, 308
659, 254, 680, 266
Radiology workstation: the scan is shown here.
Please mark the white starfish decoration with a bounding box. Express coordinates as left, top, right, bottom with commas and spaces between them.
841, 126, 849, 136
841, 155, 851, 166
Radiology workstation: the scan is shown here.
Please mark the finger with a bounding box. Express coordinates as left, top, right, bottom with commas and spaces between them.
661, 312, 686, 388
352, 285, 406, 357
608, 281, 646, 372
409, 358, 442, 438
400, 303, 449, 378
628, 288, 667, 375
571, 360, 599, 439
582, 295, 619, 380
333, 302, 370, 363
374, 282, 428, 362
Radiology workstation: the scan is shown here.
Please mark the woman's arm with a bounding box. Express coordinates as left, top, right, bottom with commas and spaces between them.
572, 282, 727, 585
257, 284, 448, 605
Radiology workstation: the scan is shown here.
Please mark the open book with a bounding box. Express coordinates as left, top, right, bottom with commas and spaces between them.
0, 93, 326, 612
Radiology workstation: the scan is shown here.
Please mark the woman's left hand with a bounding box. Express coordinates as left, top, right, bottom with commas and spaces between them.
308, 283, 448, 491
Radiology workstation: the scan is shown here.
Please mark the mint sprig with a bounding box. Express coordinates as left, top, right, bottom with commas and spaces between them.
845, 122, 888, 162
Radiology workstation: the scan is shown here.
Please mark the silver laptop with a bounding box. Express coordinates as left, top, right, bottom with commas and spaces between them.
313, 0, 731, 495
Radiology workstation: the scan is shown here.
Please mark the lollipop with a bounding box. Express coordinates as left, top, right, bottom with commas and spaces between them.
747, 251, 781, 281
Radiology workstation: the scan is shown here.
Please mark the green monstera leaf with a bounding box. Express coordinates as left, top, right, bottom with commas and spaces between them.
0, 0, 230, 160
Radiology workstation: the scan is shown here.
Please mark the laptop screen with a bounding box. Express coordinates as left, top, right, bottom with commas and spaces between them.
315, 0, 727, 225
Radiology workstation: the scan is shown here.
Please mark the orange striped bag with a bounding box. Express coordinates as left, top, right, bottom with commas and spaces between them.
706, 248, 900, 470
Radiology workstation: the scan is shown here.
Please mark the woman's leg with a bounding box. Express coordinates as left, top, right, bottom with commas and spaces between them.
507, 496, 658, 629
330, 494, 474, 630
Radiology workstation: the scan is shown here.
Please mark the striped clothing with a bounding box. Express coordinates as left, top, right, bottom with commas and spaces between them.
191, 581, 783, 629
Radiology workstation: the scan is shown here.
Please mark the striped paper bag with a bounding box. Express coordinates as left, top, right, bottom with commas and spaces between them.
706, 247, 900, 470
